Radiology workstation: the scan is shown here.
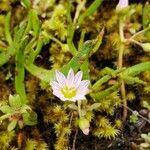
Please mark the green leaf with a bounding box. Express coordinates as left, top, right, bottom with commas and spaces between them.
15, 37, 27, 104
25, 40, 94, 83
67, 104, 78, 110
21, 0, 31, 8
0, 113, 12, 121
9, 94, 22, 108
87, 103, 101, 111
30, 9, 40, 36
121, 75, 146, 85
80, 59, 90, 80
23, 111, 37, 126
122, 62, 150, 76
20, 105, 31, 113
77, 0, 103, 26
0, 105, 13, 114
61, 40, 94, 75
7, 120, 17, 131
13, 23, 27, 44
142, 101, 150, 110
91, 83, 120, 101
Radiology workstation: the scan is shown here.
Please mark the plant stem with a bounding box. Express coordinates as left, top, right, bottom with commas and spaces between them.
127, 38, 142, 47
130, 27, 150, 39
121, 80, 127, 121
72, 129, 78, 150
125, 105, 150, 124
118, 44, 124, 68
77, 100, 82, 118
118, 18, 127, 122
73, 0, 86, 24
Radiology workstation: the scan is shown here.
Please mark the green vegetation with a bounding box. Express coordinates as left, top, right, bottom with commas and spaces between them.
0, 0, 149, 149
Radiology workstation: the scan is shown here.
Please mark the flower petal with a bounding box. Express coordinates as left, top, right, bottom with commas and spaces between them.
53, 90, 66, 101
50, 81, 61, 90
56, 70, 66, 87
67, 68, 74, 87
74, 71, 83, 88
78, 80, 90, 89
76, 88, 89, 96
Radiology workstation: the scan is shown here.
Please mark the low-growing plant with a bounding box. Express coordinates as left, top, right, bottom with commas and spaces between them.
0, 0, 150, 149
0, 94, 37, 131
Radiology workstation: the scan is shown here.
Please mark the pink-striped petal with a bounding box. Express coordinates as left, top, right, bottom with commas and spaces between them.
66, 68, 74, 87
78, 80, 90, 89
50, 81, 61, 90
74, 71, 83, 88
56, 70, 66, 87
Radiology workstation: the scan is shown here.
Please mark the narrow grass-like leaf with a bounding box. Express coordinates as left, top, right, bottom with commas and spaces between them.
15, 38, 28, 104
91, 83, 120, 101
77, 0, 103, 26
25, 40, 94, 82
5, 12, 12, 45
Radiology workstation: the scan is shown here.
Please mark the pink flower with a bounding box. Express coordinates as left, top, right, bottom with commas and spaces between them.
116, 0, 128, 10
50, 68, 90, 102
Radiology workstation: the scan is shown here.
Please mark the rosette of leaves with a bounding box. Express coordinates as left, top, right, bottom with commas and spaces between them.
0, 94, 37, 131
140, 133, 150, 150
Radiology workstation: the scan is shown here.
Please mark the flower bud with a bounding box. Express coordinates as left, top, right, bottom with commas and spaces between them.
78, 117, 90, 135
116, 0, 128, 10
141, 43, 150, 52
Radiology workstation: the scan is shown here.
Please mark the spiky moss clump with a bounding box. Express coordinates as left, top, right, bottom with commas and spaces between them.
25, 139, 37, 150
126, 91, 136, 102
26, 75, 40, 105
54, 122, 71, 150
42, 3, 67, 41
98, 92, 122, 115
144, 85, 150, 94
0, 131, 16, 149
0, 0, 11, 11
49, 43, 71, 69
93, 116, 120, 139
89, 60, 101, 81
25, 138, 48, 150
44, 105, 71, 150
91, 92, 122, 139
90, 4, 143, 62
44, 105, 69, 123
33, 0, 55, 17
0, 71, 11, 101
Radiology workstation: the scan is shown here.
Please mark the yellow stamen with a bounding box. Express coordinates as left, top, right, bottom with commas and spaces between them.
61, 86, 76, 98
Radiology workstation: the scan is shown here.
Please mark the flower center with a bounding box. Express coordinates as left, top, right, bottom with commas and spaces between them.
61, 86, 76, 98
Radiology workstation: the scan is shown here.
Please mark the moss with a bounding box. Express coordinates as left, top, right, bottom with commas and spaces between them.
0, 0, 150, 149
